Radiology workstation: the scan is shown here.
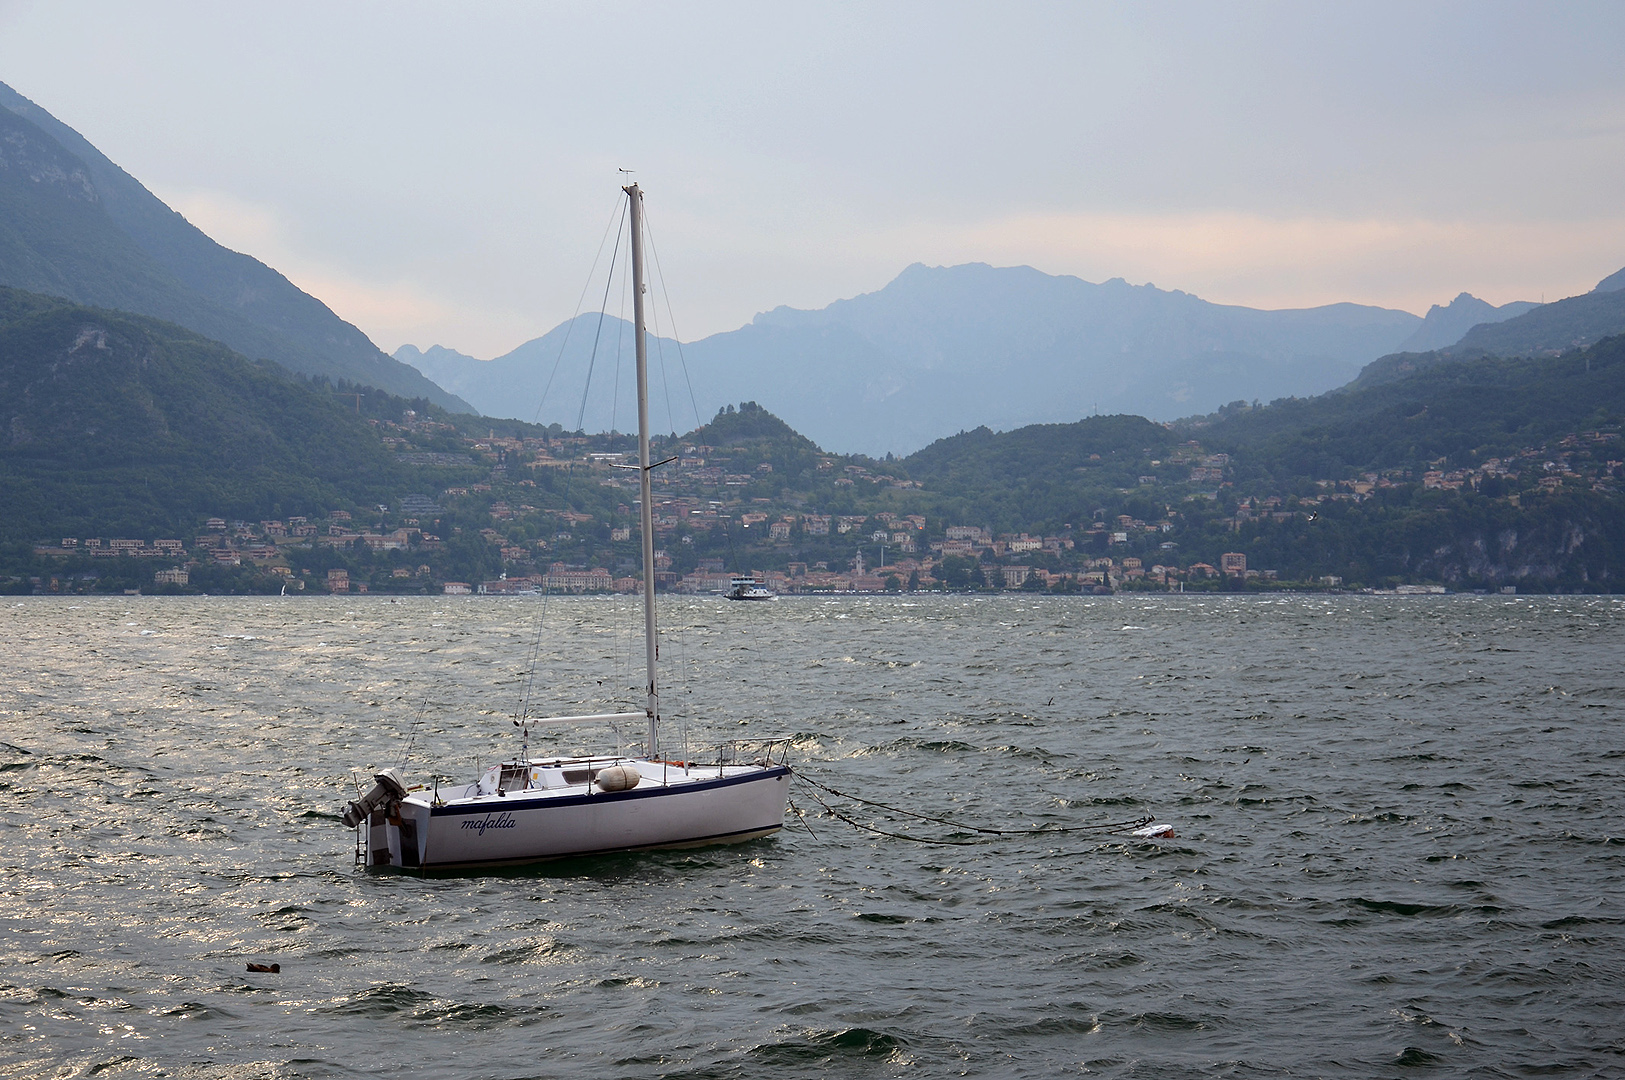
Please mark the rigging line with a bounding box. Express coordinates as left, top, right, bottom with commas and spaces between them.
516, 575, 554, 724
658, 319, 677, 438
722, 514, 741, 575
517, 460, 579, 726
576, 217, 626, 434
611, 239, 634, 435
397, 687, 435, 769
642, 208, 704, 432
676, 618, 689, 763
794, 769, 1154, 836
534, 193, 626, 425
518, 409, 596, 726
644, 273, 677, 439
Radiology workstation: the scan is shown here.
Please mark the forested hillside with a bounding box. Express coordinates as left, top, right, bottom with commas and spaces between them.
1454, 288, 1625, 357
891, 338, 1625, 589
0, 291, 415, 539
1197, 340, 1625, 476
5, 278, 1625, 594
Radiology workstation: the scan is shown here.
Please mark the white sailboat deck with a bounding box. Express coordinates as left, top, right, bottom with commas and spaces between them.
426, 758, 785, 806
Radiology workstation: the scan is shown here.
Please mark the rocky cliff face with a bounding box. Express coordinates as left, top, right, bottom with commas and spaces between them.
1403, 505, 1623, 589
0, 111, 97, 201
1396, 292, 1539, 353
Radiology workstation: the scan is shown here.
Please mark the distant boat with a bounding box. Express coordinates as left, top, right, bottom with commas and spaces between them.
340, 184, 790, 869
725, 575, 776, 601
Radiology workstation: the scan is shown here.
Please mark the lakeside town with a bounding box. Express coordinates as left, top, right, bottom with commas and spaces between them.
24, 403, 1618, 595
33, 513, 1257, 595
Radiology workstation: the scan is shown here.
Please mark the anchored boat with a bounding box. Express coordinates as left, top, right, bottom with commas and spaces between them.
340, 183, 791, 869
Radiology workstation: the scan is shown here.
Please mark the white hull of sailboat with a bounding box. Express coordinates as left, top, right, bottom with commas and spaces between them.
371, 764, 791, 869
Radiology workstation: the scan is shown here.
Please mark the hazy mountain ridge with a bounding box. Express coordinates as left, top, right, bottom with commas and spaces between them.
1396, 292, 1539, 352
402, 259, 1625, 456
0, 81, 472, 413
1454, 278, 1625, 357
1593, 267, 1625, 294
710, 263, 1424, 453
1322, 264, 1625, 393
400, 262, 1430, 456
393, 344, 486, 402
396, 315, 688, 431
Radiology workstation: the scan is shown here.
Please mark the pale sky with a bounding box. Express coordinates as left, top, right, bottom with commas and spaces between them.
1, 1, 1622, 358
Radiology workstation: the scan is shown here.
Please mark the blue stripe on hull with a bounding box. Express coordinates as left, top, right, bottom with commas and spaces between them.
405, 822, 785, 871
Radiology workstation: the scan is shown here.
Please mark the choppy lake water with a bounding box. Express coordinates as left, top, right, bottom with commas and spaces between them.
1, 594, 1622, 1078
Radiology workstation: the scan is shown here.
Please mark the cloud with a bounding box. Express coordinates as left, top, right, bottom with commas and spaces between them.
10, 6, 1622, 354
165, 185, 1625, 356
164, 189, 284, 256
165, 187, 542, 354
871, 211, 1625, 315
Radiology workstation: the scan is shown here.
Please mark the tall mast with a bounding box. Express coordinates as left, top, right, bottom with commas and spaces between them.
625, 183, 659, 758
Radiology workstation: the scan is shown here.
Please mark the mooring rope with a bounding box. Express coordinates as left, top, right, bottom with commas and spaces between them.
784, 792, 820, 840
799, 783, 981, 845
790, 768, 1156, 844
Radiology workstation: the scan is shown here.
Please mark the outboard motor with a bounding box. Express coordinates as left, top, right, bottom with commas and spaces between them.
340, 767, 408, 828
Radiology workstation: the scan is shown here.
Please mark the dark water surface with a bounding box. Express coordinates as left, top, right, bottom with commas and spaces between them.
2, 594, 1622, 1078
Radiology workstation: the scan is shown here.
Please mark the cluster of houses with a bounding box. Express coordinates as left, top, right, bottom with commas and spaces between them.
604, 495, 934, 547
39, 510, 445, 592
1228, 432, 1621, 506
50, 537, 188, 558
53, 416, 1611, 595
1425, 432, 1623, 495
40, 489, 1278, 593
465, 541, 1267, 597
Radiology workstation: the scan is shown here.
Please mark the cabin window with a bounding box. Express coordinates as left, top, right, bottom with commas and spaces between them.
497, 763, 530, 793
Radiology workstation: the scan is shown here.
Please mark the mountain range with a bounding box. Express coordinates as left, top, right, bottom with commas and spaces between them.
393, 314, 680, 433
4, 77, 1622, 462
0, 80, 471, 413
396, 263, 1560, 457
6, 275, 1624, 593
1394, 292, 1541, 352
1452, 273, 1625, 357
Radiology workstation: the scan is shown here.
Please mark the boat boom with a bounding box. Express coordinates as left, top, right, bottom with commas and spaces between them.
512, 711, 647, 729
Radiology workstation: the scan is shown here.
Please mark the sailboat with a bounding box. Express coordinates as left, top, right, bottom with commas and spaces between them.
340, 184, 791, 869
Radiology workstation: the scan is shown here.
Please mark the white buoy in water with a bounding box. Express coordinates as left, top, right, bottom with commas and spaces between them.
595, 765, 641, 792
